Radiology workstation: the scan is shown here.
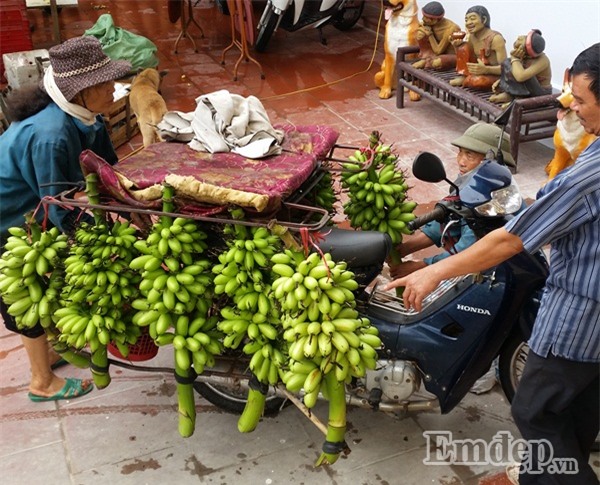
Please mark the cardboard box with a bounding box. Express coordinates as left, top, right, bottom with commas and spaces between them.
2, 49, 49, 89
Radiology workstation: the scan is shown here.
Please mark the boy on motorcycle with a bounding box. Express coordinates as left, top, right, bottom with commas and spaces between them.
390, 122, 516, 279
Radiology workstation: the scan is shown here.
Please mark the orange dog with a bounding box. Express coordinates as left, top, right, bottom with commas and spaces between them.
545, 70, 597, 179
129, 68, 168, 148
374, 0, 420, 99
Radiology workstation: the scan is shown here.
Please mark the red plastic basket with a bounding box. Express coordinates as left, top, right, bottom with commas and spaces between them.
107, 330, 158, 362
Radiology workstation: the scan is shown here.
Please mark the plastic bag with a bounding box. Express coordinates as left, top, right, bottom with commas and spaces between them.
84, 14, 158, 71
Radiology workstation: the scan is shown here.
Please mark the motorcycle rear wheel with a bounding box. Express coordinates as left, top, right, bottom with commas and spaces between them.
255, 5, 279, 52
194, 381, 288, 416
332, 0, 365, 31
498, 331, 529, 403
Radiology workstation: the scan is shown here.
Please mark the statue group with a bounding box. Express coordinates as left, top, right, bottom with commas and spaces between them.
390, 2, 552, 105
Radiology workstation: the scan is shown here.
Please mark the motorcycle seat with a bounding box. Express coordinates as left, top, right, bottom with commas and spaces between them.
317, 228, 392, 269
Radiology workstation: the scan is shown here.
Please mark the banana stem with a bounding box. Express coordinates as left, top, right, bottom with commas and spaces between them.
175, 360, 196, 438
388, 247, 404, 298
161, 183, 175, 227
270, 224, 301, 250
315, 371, 348, 466
46, 328, 91, 368
90, 344, 111, 389
24, 212, 42, 242
237, 376, 267, 433
84, 174, 105, 226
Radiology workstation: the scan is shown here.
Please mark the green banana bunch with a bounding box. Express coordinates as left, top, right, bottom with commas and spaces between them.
214, 224, 281, 285
129, 216, 214, 343
341, 132, 417, 244
130, 185, 217, 438
306, 170, 337, 215
0, 225, 68, 329
211, 221, 288, 434
213, 223, 284, 382
57, 220, 141, 355
270, 248, 381, 408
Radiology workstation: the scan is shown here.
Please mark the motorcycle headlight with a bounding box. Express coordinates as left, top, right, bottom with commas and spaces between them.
474, 180, 523, 216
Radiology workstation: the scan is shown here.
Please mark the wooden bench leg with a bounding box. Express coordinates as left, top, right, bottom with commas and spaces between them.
509, 104, 523, 172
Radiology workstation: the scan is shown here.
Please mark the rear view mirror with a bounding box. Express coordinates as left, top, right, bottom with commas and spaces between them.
412, 152, 447, 183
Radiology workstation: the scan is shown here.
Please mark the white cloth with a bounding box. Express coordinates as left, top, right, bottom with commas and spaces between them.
43, 66, 97, 126
157, 89, 284, 159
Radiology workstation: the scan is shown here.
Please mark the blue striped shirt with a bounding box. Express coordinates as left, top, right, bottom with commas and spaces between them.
505, 138, 600, 363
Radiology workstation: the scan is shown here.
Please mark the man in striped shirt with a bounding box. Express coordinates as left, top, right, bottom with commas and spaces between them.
386, 43, 599, 484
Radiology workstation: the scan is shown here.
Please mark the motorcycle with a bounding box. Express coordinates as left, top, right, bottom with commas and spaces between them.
194, 142, 550, 417
254, 0, 366, 52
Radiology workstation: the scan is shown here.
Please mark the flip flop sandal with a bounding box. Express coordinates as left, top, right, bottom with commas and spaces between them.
50, 358, 69, 370
28, 378, 93, 402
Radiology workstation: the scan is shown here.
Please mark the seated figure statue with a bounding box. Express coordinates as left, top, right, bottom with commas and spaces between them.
413, 1, 462, 70
489, 29, 552, 105
449, 5, 507, 90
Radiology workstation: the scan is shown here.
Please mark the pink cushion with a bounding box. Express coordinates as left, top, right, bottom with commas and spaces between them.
80, 125, 339, 216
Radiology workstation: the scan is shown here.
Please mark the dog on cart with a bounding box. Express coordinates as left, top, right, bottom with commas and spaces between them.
129, 68, 168, 148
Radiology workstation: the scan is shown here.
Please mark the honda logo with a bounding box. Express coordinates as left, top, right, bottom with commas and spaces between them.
456, 304, 491, 316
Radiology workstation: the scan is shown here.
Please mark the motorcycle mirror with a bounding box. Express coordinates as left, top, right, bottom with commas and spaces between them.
492, 101, 515, 166
412, 151, 448, 183
493, 101, 514, 128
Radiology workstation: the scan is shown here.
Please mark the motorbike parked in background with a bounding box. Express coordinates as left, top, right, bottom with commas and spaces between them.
254, 0, 366, 52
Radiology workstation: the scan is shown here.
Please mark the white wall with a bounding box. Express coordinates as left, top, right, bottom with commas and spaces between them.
436, 0, 600, 90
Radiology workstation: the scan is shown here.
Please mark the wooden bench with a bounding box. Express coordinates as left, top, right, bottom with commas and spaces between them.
395, 45, 559, 171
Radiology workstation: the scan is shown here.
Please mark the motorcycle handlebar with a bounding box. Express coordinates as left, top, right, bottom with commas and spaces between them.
407, 205, 447, 231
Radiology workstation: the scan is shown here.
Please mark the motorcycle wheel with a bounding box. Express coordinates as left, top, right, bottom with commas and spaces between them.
332, 0, 365, 31
255, 5, 279, 53
193, 381, 288, 416
498, 331, 529, 403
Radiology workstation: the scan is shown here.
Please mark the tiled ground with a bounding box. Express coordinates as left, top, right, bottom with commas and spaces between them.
3, 1, 597, 485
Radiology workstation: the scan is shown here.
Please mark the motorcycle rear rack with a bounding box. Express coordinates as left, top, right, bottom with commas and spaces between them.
367, 276, 468, 315
47, 186, 332, 233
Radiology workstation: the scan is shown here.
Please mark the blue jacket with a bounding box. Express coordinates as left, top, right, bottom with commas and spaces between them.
421, 220, 477, 265
0, 103, 117, 238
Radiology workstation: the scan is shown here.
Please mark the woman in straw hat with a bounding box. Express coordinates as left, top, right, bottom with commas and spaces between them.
0, 36, 131, 401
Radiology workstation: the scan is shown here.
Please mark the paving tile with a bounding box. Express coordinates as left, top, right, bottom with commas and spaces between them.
3, 441, 71, 485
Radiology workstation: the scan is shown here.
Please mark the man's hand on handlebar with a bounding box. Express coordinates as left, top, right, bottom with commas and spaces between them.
384, 264, 444, 312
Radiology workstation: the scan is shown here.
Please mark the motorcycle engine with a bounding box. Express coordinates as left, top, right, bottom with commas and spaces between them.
363, 360, 421, 403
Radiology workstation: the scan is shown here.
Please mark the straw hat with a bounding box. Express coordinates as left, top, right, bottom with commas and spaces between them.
48, 36, 131, 101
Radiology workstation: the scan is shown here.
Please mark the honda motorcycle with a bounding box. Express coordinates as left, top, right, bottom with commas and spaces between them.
254, 0, 366, 52
194, 149, 550, 417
